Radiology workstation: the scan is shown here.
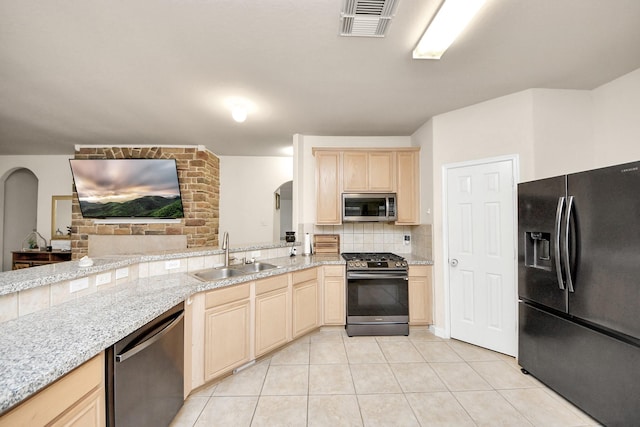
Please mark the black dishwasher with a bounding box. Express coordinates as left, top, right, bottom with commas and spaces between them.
106, 302, 184, 427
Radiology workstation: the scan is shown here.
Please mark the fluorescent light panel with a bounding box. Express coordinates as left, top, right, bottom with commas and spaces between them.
413, 0, 486, 60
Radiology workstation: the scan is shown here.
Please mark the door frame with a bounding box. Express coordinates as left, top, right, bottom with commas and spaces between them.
441, 154, 520, 347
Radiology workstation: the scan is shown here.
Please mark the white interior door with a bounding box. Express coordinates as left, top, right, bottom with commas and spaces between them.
446, 157, 517, 356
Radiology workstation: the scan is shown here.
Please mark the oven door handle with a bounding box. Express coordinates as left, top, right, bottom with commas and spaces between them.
347, 272, 409, 280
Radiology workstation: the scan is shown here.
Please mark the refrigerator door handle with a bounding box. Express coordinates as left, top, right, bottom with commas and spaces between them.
554, 196, 566, 290
563, 196, 575, 292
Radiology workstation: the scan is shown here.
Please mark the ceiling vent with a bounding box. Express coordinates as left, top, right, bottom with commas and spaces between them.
340, 0, 399, 38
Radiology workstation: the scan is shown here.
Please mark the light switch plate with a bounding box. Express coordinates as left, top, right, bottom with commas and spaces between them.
96, 272, 112, 286
116, 267, 129, 279
165, 259, 181, 270
69, 277, 89, 293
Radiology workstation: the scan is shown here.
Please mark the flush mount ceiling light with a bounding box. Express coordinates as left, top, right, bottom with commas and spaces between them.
231, 105, 247, 123
224, 97, 255, 123
413, 0, 486, 60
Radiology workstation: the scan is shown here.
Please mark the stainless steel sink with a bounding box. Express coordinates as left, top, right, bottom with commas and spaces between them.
235, 262, 278, 273
193, 267, 244, 281
193, 262, 279, 281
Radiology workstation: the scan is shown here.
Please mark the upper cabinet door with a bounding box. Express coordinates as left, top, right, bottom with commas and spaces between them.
315, 150, 342, 224
343, 151, 394, 192
342, 151, 368, 192
368, 151, 395, 192
395, 151, 420, 224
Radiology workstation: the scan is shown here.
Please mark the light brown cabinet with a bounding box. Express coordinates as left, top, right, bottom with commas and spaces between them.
314, 150, 342, 224
50, 387, 104, 427
203, 283, 251, 381
314, 147, 419, 225
395, 150, 420, 225
255, 275, 290, 357
292, 268, 319, 338
408, 265, 433, 325
343, 151, 395, 192
322, 265, 345, 325
0, 353, 105, 427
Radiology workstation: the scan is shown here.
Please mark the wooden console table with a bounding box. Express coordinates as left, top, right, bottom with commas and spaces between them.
12, 251, 72, 270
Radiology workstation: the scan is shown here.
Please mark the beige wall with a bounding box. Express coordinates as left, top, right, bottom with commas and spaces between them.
416, 67, 640, 334
592, 67, 640, 165
219, 155, 293, 245
531, 89, 594, 178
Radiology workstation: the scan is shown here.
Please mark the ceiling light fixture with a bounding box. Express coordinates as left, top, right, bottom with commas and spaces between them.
231, 105, 247, 123
413, 0, 486, 60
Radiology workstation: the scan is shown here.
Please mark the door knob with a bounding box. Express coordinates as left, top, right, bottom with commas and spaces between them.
450, 259, 459, 267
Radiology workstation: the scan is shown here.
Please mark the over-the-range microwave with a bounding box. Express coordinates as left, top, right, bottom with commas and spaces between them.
342, 193, 397, 222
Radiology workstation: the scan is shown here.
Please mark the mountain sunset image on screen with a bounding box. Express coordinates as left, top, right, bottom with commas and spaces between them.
69, 159, 184, 218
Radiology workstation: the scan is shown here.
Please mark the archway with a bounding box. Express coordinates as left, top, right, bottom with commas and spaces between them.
273, 180, 293, 241
2, 168, 38, 271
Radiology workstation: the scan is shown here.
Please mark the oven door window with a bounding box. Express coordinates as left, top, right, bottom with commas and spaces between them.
347, 277, 408, 316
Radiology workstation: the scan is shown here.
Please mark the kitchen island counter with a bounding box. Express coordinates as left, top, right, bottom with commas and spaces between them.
0, 253, 343, 415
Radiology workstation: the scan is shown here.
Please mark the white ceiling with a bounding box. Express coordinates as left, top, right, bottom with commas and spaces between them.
1, 0, 640, 157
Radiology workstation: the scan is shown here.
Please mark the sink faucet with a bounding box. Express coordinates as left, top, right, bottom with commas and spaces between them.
221, 231, 230, 267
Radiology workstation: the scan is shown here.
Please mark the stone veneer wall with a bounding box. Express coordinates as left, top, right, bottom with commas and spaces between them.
70, 146, 219, 259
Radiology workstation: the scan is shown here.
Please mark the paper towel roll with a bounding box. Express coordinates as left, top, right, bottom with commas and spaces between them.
303, 233, 312, 255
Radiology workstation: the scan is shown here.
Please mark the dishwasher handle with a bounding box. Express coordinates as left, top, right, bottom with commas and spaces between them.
116, 311, 184, 363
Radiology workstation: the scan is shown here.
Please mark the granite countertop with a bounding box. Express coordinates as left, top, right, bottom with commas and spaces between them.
0, 251, 432, 414
0, 241, 300, 296
0, 253, 343, 414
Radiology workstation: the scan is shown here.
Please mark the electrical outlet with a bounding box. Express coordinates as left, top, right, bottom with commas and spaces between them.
165, 259, 181, 270
96, 272, 112, 286
404, 235, 411, 245
116, 267, 129, 279
69, 277, 89, 293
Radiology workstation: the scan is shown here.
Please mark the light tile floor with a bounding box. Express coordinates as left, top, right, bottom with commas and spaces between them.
171, 327, 600, 427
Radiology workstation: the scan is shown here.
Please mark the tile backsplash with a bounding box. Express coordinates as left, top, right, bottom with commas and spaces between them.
302, 223, 432, 258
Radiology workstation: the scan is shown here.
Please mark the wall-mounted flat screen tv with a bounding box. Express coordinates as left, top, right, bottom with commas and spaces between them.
69, 159, 184, 219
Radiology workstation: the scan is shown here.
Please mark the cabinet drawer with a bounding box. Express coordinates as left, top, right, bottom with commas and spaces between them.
409, 265, 429, 277
255, 274, 289, 295
205, 283, 250, 308
292, 268, 317, 284
323, 265, 345, 277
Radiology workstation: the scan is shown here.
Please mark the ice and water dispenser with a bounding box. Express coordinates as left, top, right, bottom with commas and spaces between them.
524, 231, 552, 270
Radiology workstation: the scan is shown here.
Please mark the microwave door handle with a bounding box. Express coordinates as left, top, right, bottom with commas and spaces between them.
554, 196, 566, 290
563, 196, 575, 293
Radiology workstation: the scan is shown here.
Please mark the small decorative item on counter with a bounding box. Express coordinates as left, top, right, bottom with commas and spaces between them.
78, 256, 94, 267
21, 229, 47, 251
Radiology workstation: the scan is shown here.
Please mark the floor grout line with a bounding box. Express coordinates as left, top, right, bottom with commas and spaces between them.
173, 329, 597, 427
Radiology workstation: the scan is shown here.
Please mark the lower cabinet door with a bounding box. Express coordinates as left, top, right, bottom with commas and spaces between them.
323, 275, 345, 325
409, 266, 432, 325
292, 281, 319, 338
51, 387, 105, 427
204, 299, 251, 381
255, 288, 290, 357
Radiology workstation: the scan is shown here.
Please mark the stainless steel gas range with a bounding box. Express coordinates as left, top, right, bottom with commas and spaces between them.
342, 252, 409, 336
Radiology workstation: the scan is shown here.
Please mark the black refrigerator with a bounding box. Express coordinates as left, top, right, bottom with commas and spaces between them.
518, 160, 640, 426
